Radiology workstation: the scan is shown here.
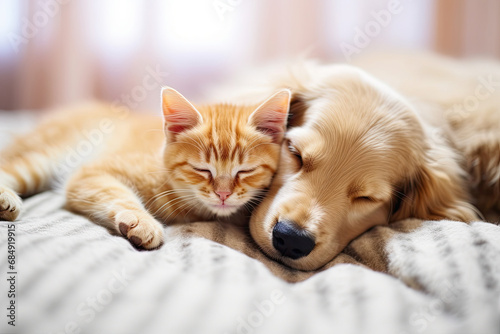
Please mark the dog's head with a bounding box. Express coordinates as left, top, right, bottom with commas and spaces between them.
250, 65, 479, 271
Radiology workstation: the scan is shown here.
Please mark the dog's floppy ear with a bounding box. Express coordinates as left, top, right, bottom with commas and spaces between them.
392, 162, 479, 223
287, 93, 308, 129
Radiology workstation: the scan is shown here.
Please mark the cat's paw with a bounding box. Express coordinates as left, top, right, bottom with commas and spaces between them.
0, 186, 22, 221
115, 210, 164, 249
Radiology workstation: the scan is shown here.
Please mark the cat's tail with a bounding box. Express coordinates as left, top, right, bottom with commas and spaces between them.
0, 102, 119, 221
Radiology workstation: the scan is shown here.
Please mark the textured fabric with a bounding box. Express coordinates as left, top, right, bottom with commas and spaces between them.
1, 112, 500, 334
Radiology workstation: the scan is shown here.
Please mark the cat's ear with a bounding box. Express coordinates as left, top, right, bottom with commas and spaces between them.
248, 89, 291, 144
161, 87, 203, 141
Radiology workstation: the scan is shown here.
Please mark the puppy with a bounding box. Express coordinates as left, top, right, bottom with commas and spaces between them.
227, 55, 497, 271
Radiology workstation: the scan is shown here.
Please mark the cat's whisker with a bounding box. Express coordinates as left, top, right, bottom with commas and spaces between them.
150, 189, 193, 199
243, 202, 255, 211
245, 192, 268, 202
244, 198, 262, 211
144, 177, 178, 202
152, 194, 198, 218
144, 188, 193, 208
171, 199, 198, 221
153, 193, 198, 211
242, 195, 267, 211
162, 197, 199, 222
155, 195, 200, 219
182, 203, 198, 221
156, 194, 199, 210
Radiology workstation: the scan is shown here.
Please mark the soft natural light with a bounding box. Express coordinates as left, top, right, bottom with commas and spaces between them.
159, 0, 233, 53
326, 0, 435, 58
0, 0, 21, 56
87, 0, 144, 57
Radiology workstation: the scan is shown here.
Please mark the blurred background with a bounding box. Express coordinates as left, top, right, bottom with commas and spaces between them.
0, 0, 499, 111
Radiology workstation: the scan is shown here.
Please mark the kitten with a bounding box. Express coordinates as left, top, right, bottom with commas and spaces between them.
0, 87, 291, 249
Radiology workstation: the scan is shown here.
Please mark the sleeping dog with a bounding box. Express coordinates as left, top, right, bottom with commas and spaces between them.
233, 53, 500, 271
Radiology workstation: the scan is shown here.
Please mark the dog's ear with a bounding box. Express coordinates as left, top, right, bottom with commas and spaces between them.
287, 93, 308, 129
392, 162, 479, 222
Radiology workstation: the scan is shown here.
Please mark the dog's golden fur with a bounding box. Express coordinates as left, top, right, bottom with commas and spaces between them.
234, 53, 499, 271
353, 52, 500, 214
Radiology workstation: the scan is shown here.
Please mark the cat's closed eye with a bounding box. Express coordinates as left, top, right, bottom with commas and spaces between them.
190, 165, 211, 177
237, 168, 257, 177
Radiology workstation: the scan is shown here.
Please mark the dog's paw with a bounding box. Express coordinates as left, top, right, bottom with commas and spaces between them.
466, 134, 500, 211
115, 210, 164, 249
467, 139, 500, 186
0, 186, 22, 221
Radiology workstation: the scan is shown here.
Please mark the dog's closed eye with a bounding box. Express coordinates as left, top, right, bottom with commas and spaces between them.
287, 140, 303, 168
352, 196, 377, 204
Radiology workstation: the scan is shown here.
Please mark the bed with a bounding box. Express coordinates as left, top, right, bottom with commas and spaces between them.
0, 111, 499, 334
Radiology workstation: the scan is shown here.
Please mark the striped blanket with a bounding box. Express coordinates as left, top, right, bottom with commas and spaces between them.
1, 112, 500, 334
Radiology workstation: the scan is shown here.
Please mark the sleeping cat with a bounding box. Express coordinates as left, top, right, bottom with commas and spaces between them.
0, 87, 291, 249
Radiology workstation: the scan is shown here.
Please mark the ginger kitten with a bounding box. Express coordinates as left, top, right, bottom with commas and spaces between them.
0, 88, 291, 249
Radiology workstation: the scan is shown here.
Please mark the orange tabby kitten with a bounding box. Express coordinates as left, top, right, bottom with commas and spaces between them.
0, 88, 291, 249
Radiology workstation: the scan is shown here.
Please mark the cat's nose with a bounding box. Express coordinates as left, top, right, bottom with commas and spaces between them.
272, 220, 315, 259
215, 191, 232, 201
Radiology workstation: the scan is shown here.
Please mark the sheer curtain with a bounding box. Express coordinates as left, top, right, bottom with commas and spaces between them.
0, 0, 498, 111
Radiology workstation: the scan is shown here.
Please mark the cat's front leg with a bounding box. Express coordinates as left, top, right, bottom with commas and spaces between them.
66, 170, 164, 249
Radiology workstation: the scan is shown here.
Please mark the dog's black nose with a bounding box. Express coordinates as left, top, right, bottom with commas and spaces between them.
272, 220, 315, 259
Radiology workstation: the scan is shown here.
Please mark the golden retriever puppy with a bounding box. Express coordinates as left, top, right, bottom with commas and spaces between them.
226, 54, 498, 271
